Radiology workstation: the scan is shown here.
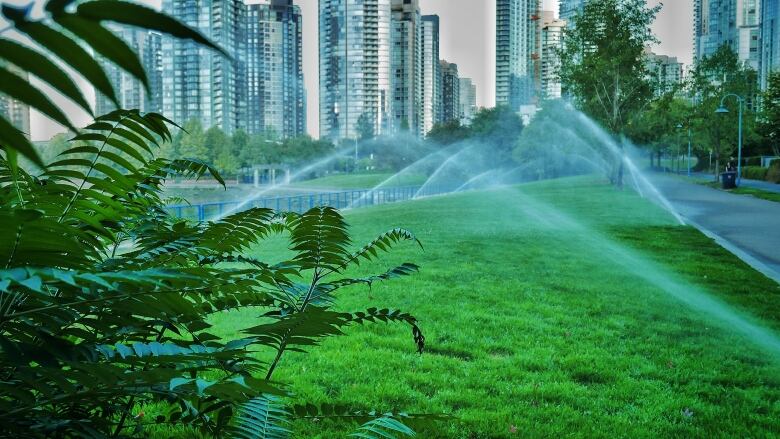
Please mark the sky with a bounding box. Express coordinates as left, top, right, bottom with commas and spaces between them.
20, 0, 694, 141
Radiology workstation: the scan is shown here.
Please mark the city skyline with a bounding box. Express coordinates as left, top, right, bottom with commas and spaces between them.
21, 0, 695, 140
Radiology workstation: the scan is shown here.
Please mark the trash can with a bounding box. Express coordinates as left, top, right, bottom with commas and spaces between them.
721, 171, 737, 189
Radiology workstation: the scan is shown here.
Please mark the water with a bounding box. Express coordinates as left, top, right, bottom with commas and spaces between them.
507, 188, 780, 357
213, 146, 354, 220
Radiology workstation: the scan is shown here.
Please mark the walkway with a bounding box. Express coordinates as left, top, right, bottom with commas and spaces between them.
690, 172, 780, 194
652, 175, 780, 283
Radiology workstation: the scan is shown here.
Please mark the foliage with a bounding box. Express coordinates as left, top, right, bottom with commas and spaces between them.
687, 45, 760, 177
741, 166, 769, 181
356, 113, 376, 142
626, 95, 694, 168
559, 0, 659, 135
768, 159, 780, 183
558, 0, 659, 184
758, 71, 780, 157
0, 110, 431, 437
426, 120, 470, 145
160, 121, 336, 175
0, 1, 437, 437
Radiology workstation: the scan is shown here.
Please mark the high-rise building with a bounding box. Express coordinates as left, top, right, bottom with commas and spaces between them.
0, 66, 30, 136
539, 15, 566, 100
245, 0, 305, 138
391, 0, 422, 134
559, 0, 586, 24
645, 49, 685, 96
694, 0, 760, 69
420, 15, 441, 136
440, 61, 460, 123
319, 0, 392, 141
458, 77, 477, 125
161, 0, 245, 134
496, 0, 539, 110
760, 0, 779, 89
96, 26, 162, 115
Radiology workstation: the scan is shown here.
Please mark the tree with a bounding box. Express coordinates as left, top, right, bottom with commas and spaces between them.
356, 112, 375, 141
758, 71, 780, 158
688, 45, 759, 178
627, 94, 693, 169
469, 106, 524, 163
559, 0, 660, 185
426, 119, 469, 145
178, 119, 209, 161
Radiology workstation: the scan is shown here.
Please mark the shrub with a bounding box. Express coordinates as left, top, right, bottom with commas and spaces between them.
0, 1, 438, 437
767, 160, 780, 184
742, 166, 769, 181
0, 110, 432, 437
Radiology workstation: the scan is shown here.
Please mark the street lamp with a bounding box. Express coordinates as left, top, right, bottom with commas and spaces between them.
715, 93, 745, 184
677, 122, 693, 177
676, 123, 683, 174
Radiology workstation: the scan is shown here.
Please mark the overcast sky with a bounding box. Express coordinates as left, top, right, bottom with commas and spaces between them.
22, 0, 693, 140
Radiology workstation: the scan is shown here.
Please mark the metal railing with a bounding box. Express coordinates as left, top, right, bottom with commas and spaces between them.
166, 185, 449, 221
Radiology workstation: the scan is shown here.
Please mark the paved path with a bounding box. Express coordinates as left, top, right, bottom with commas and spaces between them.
690, 172, 780, 194
651, 175, 780, 283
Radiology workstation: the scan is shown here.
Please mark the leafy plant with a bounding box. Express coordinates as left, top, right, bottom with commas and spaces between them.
0, 1, 438, 437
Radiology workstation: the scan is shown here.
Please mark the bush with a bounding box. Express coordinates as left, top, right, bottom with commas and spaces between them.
742, 166, 769, 181
767, 160, 780, 183
0, 110, 433, 437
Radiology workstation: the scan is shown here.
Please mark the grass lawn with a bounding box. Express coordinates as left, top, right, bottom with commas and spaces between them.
290, 172, 426, 190
159, 178, 780, 438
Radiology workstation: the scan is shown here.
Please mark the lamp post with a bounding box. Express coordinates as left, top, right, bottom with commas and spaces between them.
715, 94, 745, 184
676, 123, 683, 174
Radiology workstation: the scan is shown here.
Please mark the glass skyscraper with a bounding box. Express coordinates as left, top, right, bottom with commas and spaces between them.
695, 0, 760, 70
245, 0, 305, 138
391, 0, 422, 134
319, 0, 393, 141
96, 26, 162, 116
495, 0, 539, 110
761, 0, 779, 89
440, 61, 460, 123
559, 0, 586, 22
420, 15, 440, 136
161, 0, 245, 134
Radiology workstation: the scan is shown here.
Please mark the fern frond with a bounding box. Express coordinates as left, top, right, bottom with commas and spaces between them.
350, 416, 416, 438
231, 395, 291, 439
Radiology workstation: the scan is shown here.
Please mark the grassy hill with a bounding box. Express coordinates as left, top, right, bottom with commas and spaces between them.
160, 178, 780, 437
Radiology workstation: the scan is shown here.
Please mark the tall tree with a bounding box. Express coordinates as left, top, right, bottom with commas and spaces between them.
688, 45, 759, 178
758, 72, 780, 158
178, 119, 208, 161
356, 112, 375, 141
558, 0, 660, 185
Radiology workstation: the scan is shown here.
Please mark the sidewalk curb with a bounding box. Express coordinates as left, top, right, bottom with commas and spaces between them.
683, 216, 780, 285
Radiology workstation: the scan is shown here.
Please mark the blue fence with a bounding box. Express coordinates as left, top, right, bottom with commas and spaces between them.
167, 185, 449, 221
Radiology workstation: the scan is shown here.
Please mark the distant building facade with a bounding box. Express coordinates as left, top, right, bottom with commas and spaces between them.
538, 12, 565, 100
559, 0, 586, 24
319, 0, 392, 141
245, 0, 305, 138
161, 0, 245, 134
496, 0, 539, 110
645, 50, 685, 96
761, 0, 780, 89
420, 15, 441, 136
0, 66, 30, 136
458, 77, 477, 125
440, 61, 460, 123
694, 0, 761, 70
95, 27, 162, 115
391, 0, 422, 134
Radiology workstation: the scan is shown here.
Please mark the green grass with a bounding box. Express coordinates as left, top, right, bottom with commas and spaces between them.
290, 173, 426, 189
157, 178, 780, 437
697, 180, 780, 203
